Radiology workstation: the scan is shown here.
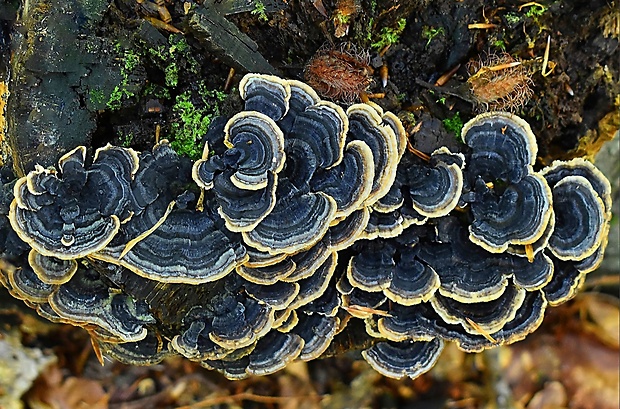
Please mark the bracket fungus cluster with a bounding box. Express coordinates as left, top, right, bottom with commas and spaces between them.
0, 74, 612, 380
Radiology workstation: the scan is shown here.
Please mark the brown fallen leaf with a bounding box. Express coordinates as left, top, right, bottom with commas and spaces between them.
26, 364, 109, 409
579, 293, 620, 348
526, 381, 567, 409
503, 296, 620, 409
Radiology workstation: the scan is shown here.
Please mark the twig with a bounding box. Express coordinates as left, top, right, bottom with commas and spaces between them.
414, 78, 476, 104
541, 35, 555, 77
119, 201, 176, 259
176, 391, 324, 408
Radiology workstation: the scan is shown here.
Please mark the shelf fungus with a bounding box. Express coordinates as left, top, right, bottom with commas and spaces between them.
459, 113, 555, 255
48, 267, 154, 343
9, 145, 136, 259
401, 147, 465, 218
346, 240, 439, 305
417, 217, 554, 303
541, 159, 612, 262
0, 76, 612, 381
362, 339, 444, 380
94, 204, 248, 284
28, 249, 78, 285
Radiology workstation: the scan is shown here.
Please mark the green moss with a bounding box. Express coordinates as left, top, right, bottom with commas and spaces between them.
124, 49, 140, 72
442, 112, 464, 142
147, 35, 200, 91
165, 62, 179, 87
106, 47, 140, 110
421, 25, 445, 48
118, 131, 134, 148
334, 12, 351, 25
524, 3, 547, 18
504, 11, 521, 25
371, 18, 407, 50
169, 85, 227, 159
365, 17, 375, 42
169, 35, 189, 54
251, 0, 268, 22
492, 39, 506, 51
370, 0, 377, 13
142, 83, 170, 99
148, 44, 168, 62
107, 83, 135, 110
89, 88, 106, 105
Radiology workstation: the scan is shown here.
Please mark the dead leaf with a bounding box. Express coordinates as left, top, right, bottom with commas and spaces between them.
526, 381, 567, 409
26, 364, 109, 409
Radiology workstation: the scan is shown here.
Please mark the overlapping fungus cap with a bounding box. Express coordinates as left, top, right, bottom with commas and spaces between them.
373, 289, 547, 353
242, 97, 351, 254
1, 172, 31, 262
192, 111, 284, 231
362, 339, 444, 380
287, 252, 337, 310
400, 147, 465, 218
94, 199, 248, 284
346, 239, 439, 306
345, 103, 400, 205
286, 99, 348, 169
430, 285, 526, 335
225, 112, 286, 190
48, 266, 155, 342
546, 176, 606, 261
461, 112, 553, 253
5, 263, 56, 304
9, 145, 140, 259
171, 283, 276, 358
462, 112, 536, 184
71, 143, 249, 285
506, 211, 555, 259
202, 330, 304, 379
285, 240, 333, 281
542, 257, 587, 306
293, 312, 340, 361
302, 275, 341, 317
277, 80, 320, 133
415, 217, 553, 303
27, 249, 77, 285
541, 158, 612, 213
450, 291, 547, 351
467, 173, 553, 253
236, 254, 296, 284
324, 208, 370, 250
0, 70, 614, 383
194, 74, 382, 256
167, 286, 273, 361
131, 140, 191, 211
242, 188, 338, 255
191, 74, 408, 258
98, 331, 172, 365
309, 140, 375, 218
242, 279, 300, 311
541, 158, 612, 263
239, 74, 291, 121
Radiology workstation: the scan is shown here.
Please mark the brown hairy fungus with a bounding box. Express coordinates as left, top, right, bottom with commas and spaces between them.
467, 53, 534, 112
304, 44, 373, 102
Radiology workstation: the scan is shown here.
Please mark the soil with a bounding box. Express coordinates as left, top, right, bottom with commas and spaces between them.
0, 0, 618, 408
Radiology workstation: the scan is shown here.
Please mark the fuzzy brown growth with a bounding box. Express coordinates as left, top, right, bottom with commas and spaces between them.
467, 53, 533, 112
304, 45, 372, 102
